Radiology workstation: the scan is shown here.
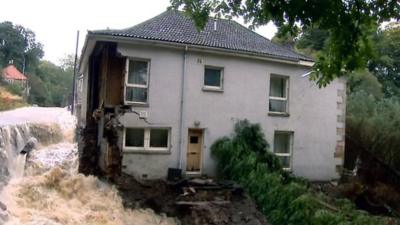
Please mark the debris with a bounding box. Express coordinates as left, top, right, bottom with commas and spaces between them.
116, 174, 271, 225
175, 200, 230, 206
19, 137, 37, 154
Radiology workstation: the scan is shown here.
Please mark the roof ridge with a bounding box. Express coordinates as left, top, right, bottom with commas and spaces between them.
121, 10, 173, 31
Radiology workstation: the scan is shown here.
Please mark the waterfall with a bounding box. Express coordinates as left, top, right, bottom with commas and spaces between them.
11, 154, 26, 179
0, 124, 33, 186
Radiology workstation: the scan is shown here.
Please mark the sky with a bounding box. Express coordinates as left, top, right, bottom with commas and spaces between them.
0, 0, 277, 65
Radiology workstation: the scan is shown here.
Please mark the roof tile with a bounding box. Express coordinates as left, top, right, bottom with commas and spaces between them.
91, 10, 312, 62
2, 65, 27, 80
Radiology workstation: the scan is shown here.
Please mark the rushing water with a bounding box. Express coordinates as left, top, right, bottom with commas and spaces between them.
0, 107, 177, 225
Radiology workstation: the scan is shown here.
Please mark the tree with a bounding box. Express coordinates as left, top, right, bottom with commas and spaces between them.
0, 21, 43, 73
31, 60, 73, 107
169, 0, 400, 86
368, 24, 400, 97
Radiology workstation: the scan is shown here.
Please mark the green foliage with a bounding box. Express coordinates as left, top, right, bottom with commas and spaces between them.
347, 90, 400, 171
368, 25, 400, 97
28, 60, 73, 107
297, 28, 329, 52
0, 21, 73, 107
211, 120, 396, 225
0, 21, 44, 73
347, 70, 383, 99
27, 73, 48, 106
170, 0, 399, 86
5, 83, 24, 96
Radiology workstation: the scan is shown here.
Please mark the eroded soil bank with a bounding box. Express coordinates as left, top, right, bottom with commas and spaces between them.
115, 174, 270, 225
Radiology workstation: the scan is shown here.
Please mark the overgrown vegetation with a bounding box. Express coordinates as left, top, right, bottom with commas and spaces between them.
211, 120, 398, 225
0, 79, 27, 111
0, 21, 74, 108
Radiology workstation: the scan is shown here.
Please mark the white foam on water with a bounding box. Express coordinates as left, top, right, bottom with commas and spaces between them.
0, 107, 178, 225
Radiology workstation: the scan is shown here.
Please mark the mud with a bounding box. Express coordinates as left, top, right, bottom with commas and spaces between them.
116, 174, 270, 225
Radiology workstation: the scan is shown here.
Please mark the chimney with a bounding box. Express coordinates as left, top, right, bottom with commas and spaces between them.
8, 59, 13, 65
213, 18, 217, 31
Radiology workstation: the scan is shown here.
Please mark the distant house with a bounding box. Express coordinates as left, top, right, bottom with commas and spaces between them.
78, 10, 346, 181
1, 64, 28, 87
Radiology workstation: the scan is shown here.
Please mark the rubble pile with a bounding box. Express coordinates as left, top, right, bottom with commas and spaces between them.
116, 175, 270, 225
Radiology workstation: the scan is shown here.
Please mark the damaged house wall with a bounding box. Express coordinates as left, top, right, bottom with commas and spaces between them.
77, 11, 346, 181
78, 42, 125, 178
78, 42, 344, 181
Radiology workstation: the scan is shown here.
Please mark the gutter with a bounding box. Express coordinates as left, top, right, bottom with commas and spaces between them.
178, 45, 188, 169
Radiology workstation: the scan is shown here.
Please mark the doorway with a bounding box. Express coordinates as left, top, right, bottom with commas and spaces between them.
186, 129, 203, 173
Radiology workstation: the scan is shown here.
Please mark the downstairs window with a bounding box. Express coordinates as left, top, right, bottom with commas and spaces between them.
124, 127, 170, 152
273, 131, 293, 170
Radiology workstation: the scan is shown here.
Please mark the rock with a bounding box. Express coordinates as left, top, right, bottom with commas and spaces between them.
20, 137, 38, 154
0, 201, 6, 211
0, 202, 8, 223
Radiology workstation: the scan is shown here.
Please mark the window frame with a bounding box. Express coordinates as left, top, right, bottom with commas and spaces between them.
203, 66, 224, 91
268, 74, 289, 115
123, 127, 171, 153
124, 58, 151, 105
273, 131, 294, 171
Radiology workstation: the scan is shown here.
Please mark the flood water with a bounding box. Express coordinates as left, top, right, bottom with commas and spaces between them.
0, 107, 177, 225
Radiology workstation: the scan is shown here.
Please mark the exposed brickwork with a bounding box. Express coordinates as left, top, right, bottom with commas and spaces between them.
336, 128, 345, 136
337, 115, 345, 123
334, 79, 346, 178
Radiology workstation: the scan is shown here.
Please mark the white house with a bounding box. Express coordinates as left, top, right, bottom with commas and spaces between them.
78, 10, 346, 181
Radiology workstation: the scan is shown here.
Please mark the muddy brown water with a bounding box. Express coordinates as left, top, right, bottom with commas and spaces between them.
0, 107, 178, 225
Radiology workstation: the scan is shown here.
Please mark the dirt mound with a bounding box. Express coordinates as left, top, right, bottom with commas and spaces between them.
116, 174, 270, 225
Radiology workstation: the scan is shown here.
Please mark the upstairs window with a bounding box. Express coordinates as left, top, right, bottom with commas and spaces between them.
203, 67, 223, 91
269, 75, 289, 113
124, 127, 170, 152
125, 59, 150, 104
273, 132, 293, 170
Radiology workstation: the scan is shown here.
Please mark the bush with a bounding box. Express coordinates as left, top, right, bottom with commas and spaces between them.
211, 120, 396, 225
5, 83, 24, 96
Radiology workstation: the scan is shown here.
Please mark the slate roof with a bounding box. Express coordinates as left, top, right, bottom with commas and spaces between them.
2, 65, 27, 80
90, 10, 312, 62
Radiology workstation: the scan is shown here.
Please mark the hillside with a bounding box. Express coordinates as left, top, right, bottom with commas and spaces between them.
0, 85, 27, 111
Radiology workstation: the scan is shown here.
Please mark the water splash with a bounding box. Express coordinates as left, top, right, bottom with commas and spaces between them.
11, 154, 26, 179
0, 107, 178, 225
1, 167, 177, 225
0, 124, 32, 184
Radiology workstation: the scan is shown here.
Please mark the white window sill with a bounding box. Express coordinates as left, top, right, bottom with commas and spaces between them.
202, 87, 223, 93
268, 112, 290, 117
124, 102, 149, 107
282, 168, 292, 172
123, 149, 171, 154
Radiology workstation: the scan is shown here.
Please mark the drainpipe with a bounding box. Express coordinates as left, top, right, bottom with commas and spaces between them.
178, 45, 188, 169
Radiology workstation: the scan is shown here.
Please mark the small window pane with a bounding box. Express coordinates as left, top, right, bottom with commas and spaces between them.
277, 156, 291, 169
274, 133, 290, 153
125, 128, 144, 147
128, 60, 148, 85
126, 87, 147, 103
150, 129, 168, 148
190, 136, 199, 144
269, 99, 287, 112
270, 76, 287, 98
204, 68, 221, 87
